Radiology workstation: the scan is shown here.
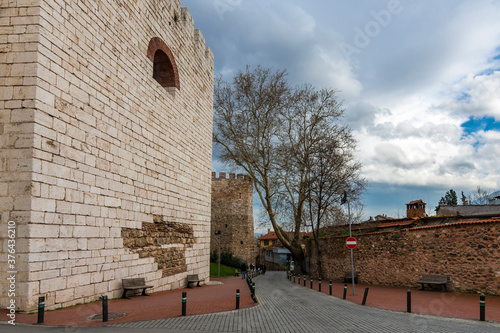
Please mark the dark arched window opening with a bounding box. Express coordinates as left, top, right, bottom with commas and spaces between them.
147, 37, 180, 90
153, 50, 175, 87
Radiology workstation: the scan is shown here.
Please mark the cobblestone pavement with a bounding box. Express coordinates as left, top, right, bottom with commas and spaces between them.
109, 271, 500, 333
2, 271, 499, 333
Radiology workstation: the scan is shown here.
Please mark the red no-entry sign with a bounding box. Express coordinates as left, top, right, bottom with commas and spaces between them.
346, 237, 357, 249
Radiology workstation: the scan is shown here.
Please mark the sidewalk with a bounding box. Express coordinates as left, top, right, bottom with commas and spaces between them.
291, 275, 500, 323
1, 272, 499, 327
0, 275, 255, 327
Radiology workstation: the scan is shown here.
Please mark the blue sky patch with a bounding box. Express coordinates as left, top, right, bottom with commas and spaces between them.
461, 116, 500, 135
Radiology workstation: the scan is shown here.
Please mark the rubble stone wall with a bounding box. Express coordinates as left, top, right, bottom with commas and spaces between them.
310, 220, 500, 295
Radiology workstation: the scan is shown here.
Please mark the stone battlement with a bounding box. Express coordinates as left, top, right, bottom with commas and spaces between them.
181, 7, 213, 62
212, 172, 252, 182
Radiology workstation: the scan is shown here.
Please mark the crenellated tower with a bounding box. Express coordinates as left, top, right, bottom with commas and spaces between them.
211, 172, 255, 264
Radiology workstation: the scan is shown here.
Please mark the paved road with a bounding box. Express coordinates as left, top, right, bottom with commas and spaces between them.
2, 271, 500, 332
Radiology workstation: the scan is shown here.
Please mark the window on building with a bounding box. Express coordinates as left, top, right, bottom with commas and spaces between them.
264, 240, 269, 246
153, 50, 175, 87
147, 37, 180, 90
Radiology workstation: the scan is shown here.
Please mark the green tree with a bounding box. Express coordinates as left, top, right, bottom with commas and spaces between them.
461, 191, 468, 205
213, 66, 365, 274
438, 189, 458, 207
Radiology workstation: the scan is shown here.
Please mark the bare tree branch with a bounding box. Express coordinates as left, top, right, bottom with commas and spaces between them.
213, 66, 366, 273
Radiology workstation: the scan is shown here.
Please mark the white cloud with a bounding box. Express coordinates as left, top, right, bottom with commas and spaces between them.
440, 71, 500, 119
184, 0, 500, 218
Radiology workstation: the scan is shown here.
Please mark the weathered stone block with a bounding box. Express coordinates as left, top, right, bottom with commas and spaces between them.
40, 277, 66, 294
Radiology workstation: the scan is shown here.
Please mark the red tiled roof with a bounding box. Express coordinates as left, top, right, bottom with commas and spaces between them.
351, 224, 376, 230
263, 242, 284, 250
407, 199, 424, 205
408, 219, 499, 231
258, 232, 278, 240
377, 220, 415, 228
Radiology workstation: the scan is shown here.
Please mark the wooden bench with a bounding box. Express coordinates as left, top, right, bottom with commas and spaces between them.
234, 269, 240, 277
187, 274, 203, 288
417, 274, 448, 292
343, 272, 358, 283
121, 278, 153, 299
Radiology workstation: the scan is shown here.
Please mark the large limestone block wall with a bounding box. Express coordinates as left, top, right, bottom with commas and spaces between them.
0, 0, 213, 311
211, 172, 255, 264
309, 220, 500, 295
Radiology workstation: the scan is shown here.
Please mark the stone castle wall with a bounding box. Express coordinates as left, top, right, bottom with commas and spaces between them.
0, 0, 213, 311
211, 172, 255, 264
309, 220, 500, 295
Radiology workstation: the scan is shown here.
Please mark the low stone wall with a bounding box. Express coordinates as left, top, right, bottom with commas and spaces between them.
309, 220, 500, 295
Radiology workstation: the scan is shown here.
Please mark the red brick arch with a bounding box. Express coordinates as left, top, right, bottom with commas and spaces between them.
147, 37, 180, 90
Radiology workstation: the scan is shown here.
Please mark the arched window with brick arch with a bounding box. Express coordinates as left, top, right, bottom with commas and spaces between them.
147, 37, 180, 90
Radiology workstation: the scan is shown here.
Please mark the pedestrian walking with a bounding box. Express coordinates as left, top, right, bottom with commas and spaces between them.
241, 262, 247, 279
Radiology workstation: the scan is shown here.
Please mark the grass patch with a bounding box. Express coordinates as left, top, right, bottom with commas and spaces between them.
210, 262, 239, 277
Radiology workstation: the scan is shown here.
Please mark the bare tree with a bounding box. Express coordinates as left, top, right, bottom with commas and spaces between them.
468, 186, 490, 205
305, 137, 365, 278
213, 66, 365, 273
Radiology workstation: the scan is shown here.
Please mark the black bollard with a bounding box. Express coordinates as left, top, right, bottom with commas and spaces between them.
236, 289, 240, 309
298, 275, 301, 285
319, 278, 321, 292
329, 280, 332, 296
102, 295, 108, 322
310, 277, 313, 289
304, 276, 306, 287
362, 288, 369, 305
252, 282, 255, 298
182, 291, 187, 316
407, 290, 411, 313
293, 274, 296, 283
343, 284, 347, 300
480, 293, 485, 321
37, 296, 45, 324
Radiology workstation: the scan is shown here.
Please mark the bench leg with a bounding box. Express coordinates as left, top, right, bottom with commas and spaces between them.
196, 281, 200, 287
141, 288, 150, 296
442, 284, 447, 292
420, 283, 425, 291
121, 289, 130, 299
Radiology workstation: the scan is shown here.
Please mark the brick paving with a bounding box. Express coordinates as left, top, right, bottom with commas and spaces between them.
110, 271, 500, 332
0, 276, 255, 327
1, 271, 500, 332
297, 274, 500, 322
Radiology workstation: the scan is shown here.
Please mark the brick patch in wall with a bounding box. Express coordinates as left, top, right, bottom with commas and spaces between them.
122, 221, 195, 277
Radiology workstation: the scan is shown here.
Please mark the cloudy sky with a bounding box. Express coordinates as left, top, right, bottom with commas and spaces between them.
182, 0, 500, 220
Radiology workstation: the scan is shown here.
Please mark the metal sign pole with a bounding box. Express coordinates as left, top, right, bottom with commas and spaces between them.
348, 200, 355, 296
218, 232, 221, 277
215, 230, 221, 277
